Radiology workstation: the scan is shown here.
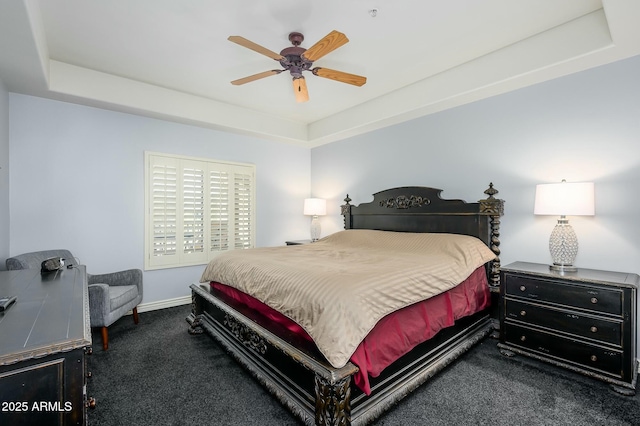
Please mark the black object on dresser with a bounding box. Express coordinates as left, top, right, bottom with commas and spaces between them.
498, 261, 639, 395
0, 266, 93, 425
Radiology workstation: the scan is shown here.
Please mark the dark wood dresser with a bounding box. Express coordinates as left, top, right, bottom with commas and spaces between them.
498, 261, 638, 394
0, 266, 93, 425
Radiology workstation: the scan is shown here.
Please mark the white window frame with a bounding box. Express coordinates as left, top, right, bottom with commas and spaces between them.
144, 151, 256, 270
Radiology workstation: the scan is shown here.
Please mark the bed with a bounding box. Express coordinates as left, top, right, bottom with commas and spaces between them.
187, 184, 504, 425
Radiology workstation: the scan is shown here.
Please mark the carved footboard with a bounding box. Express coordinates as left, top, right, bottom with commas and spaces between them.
188, 283, 493, 426
187, 283, 358, 425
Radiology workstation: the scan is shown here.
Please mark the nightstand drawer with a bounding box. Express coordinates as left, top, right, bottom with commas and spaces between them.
503, 323, 623, 378
504, 275, 623, 316
504, 299, 622, 346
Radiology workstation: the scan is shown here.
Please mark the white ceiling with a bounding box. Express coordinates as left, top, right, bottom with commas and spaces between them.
1, 0, 639, 146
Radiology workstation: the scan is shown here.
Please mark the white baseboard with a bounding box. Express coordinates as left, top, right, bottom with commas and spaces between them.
126, 295, 191, 315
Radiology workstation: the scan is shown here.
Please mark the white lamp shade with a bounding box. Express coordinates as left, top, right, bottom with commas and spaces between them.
304, 198, 326, 216
534, 182, 595, 216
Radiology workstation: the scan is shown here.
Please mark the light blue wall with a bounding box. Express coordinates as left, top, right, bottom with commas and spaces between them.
7, 54, 640, 308
312, 54, 640, 276
0, 77, 9, 269
8, 94, 310, 303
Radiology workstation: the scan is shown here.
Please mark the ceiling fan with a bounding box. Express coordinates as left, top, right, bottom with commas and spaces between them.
228, 30, 367, 103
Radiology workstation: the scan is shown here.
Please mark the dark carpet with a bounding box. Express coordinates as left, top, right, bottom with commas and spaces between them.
87, 305, 640, 425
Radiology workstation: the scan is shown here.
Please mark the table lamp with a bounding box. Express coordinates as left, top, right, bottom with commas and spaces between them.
303, 198, 326, 242
534, 180, 595, 272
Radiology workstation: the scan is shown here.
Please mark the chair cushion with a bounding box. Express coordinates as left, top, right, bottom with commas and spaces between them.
109, 285, 139, 311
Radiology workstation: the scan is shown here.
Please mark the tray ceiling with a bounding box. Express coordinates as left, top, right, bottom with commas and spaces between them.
1, 0, 639, 146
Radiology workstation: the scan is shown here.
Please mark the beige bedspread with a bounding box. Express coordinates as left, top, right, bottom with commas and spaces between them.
200, 229, 496, 368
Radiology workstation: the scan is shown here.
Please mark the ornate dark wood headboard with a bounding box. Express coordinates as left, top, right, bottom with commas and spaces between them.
341, 183, 505, 289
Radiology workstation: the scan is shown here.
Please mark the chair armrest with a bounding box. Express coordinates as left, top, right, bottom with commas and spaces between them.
88, 269, 143, 298
88, 283, 110, 324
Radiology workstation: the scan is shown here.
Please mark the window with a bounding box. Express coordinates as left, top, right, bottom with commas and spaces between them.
144, 152, 255, 270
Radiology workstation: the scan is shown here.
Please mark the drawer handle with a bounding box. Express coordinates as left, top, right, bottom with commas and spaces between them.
590, 355, 597, 362
520, 310, 526, 316
591, 297, 598, 304
590, 326, 598, 333
520, 285, 526, 292
520, 335, 526, 342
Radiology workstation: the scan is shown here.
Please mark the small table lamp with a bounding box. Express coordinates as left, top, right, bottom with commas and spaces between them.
304, 198, 326, 242
534, 180, 595, 272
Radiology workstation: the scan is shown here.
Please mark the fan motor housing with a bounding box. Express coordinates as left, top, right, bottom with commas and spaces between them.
279, 46, 312, 78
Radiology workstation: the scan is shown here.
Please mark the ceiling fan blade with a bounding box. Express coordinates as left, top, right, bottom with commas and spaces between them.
231, 70, 282, 86
302, 30, 349, 62
312, 68, 367, 87
293, 77, 309, 103
228, 36, 284, 61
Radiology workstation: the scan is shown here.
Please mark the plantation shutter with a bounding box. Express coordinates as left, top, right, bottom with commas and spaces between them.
180, 160, 207, 264
149, 157, 178, 267
145, 152, 255, 270
210, 170, 230, 252
233, 171, 253, 250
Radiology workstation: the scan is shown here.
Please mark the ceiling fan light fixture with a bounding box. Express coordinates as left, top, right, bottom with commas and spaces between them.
228, 30, 366, 102
293, 77, 309, 103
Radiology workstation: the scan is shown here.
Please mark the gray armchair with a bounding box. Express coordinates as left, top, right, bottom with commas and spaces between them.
6, 249, 142, 350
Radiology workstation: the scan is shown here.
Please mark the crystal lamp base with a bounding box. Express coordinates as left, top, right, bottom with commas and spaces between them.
310, 216, 321, 242
548, 217, 578, 272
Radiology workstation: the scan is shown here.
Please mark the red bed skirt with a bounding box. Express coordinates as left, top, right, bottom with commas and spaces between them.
210, 266, 490, 395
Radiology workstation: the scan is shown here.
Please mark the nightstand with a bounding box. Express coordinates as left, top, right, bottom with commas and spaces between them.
498, 261, 639, 395
285, 240, 312, 245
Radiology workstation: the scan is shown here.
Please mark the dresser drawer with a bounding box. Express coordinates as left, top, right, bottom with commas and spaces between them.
504, 274, 623, 316
504, 299, 622, 346
503, 323, 623, 379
